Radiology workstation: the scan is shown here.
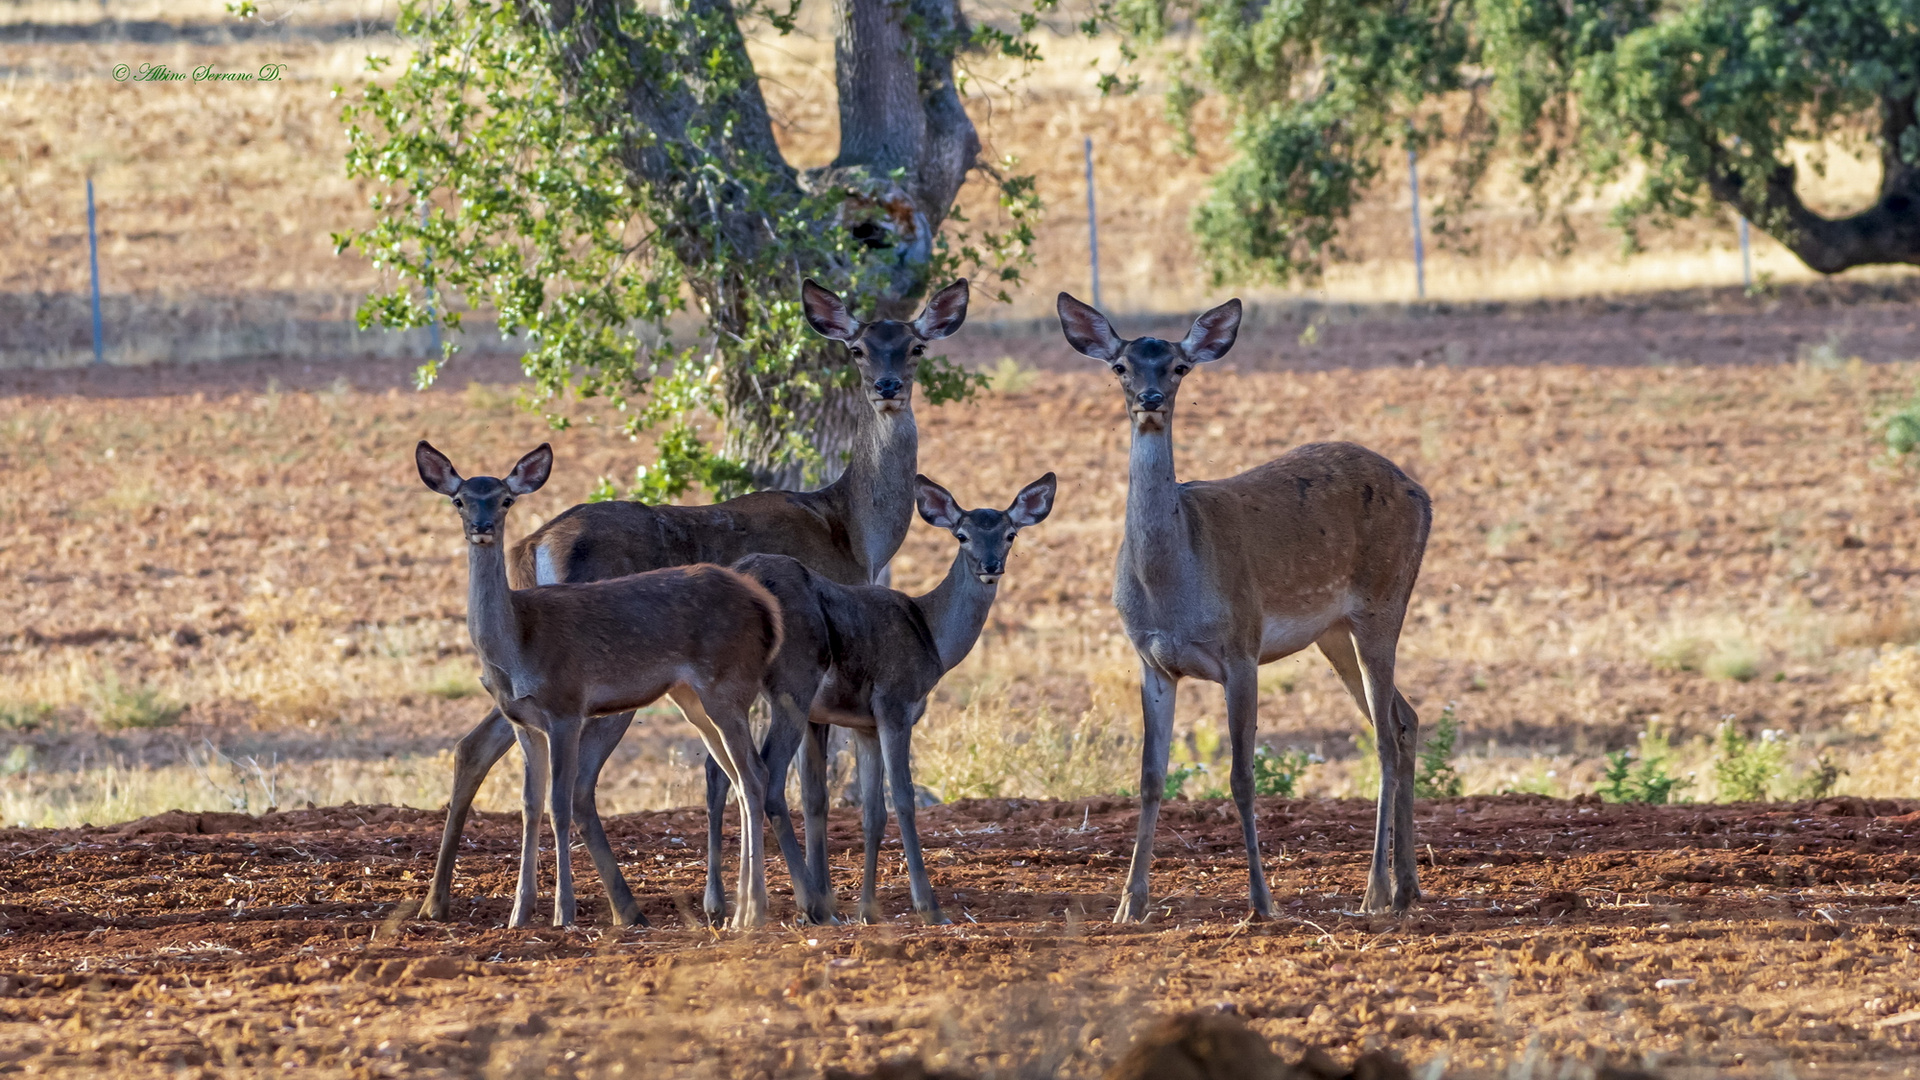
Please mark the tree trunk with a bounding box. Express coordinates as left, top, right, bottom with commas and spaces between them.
1712, 91, 1920, 274
526, 0, 980, 489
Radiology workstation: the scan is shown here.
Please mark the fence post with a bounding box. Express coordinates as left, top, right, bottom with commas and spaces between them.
86, 177, 105, 365
1084, 136, 1102, 310
1738, 215, 1753, 291
1407, 141, 1426, 301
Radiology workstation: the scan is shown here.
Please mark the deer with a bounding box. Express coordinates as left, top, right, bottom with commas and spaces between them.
421, 278, 969, 928
414, 441, 783, 929
1055, 293, 1433, 919
718, 472, 1058, 925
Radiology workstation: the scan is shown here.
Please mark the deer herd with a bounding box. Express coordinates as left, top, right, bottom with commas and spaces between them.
414, 279, 1431, 931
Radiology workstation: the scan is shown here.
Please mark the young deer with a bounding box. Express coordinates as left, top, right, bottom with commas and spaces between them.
719, 472, 1058, 925
422, 279, 968, 927
1056, 294, 1432, 918
415, 441, 783, 929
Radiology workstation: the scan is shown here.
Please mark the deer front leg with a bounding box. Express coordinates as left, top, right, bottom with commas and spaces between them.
877, 708, 947, 925
797, 721, 838, 925
852, 729, 887, 924
573, 711, 645, 927
1223, 658, 1275, 919
1116, 662, 1177, 923
546, 720, 583, 929
701, 753, 732, 925
424, 705, 516, 922
510, 723, 548, 929
757, 698, 820, 923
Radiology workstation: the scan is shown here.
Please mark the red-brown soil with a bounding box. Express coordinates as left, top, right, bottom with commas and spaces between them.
3, 794, 1919, 1078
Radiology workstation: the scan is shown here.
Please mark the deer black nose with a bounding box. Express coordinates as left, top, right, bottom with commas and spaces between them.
1138, 389, 1165, 410
874, 376, 904, 399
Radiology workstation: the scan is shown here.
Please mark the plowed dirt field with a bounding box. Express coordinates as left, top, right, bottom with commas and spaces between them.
3, 794, 1919, 1078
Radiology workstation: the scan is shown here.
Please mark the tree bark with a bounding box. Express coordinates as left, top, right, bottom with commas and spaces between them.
1710, 91, 1920, 274
524, 0, 981, 488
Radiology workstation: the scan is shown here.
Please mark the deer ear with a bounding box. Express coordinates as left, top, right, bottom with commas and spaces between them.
416, 441, 462, 496
1057, 293, 1124, 363
1008, 472, 1057, 528
801, 279, 860, 342
912, 279, 969, 340
505, 443, 552, 496
1180, 298, 1242, 364
915, 474, 964, 530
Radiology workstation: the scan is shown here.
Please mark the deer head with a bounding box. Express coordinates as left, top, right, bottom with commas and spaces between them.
803, 278, 970, 415
915, 473, 1057, 585
1056, 294, 1241, 434
417, 441, 552, 547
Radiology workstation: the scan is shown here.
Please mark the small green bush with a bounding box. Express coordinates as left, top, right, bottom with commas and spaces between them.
0, 702, 53, 731
1252, 746, 1315, 797
1598, 722, 1689, 804
90, 678, 184, 731
1163, 763, 1204, 801
1415, 704, 1464, 799
1711, 719, 1787, 803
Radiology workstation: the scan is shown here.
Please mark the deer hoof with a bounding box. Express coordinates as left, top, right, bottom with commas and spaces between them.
1113, 893, 1152, 923
920, 909, 952, 927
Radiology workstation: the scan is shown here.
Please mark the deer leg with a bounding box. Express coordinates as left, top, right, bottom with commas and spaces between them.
572, 711, 645, 927
510, 723, 548, 929
1316, 629, 1395, 912
1348, 628, 1407, 914
669, 685, 768, 930
546, 720, 583, 929
424, 705, 516, 921
852, 729, 886, 924
798, 720, 838, 924
757, 696, 818, 923
701, 753, 732, 925
1389, 691, 1422, 909
1223, 658, 1275, 919
1116, 662, 1177, 923
877, 708, 947, 925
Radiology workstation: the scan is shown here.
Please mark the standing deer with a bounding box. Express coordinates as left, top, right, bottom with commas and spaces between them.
414, 442, 783, 929
722, 472, 1058, 925
1055, 294, 1432, 918
421, 279, 969, 927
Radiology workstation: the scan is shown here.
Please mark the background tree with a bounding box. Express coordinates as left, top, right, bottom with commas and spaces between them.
330, 0, 1040, 495
1110, 0, 1920, 284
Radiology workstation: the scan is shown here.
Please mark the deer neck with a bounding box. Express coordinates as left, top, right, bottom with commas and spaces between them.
464, 538, 531, 698
1123, 422, 1193, 574
912, 549, 998, 674
834, 402, 918, 583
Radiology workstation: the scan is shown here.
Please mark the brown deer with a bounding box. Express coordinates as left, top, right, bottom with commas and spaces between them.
414, 441, 783, 928
421, 279, 969, 927
1055, 293, 1432, 918
723, 472, 1057, 925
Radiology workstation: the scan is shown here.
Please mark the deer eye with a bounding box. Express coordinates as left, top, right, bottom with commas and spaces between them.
1174, 365, 1190, 376
954, 532, 969, 543
911, 344, 925, 356
1111, 364, 1126, 376
503, 497, 515, 508
848, 346, 864, 358
451, 498, 462, 508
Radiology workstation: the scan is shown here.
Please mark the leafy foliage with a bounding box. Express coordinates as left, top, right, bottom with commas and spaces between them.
1710, 719, 1786, 803
1106, 0, 1920, 282
1252, 745, 1315, 798
1598, 721, 1689, 805
330, 0, 1040, 497
1414, 704, 1464, 799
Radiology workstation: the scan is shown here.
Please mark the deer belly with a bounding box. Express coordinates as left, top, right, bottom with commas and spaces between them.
1258, 605, 1346, 663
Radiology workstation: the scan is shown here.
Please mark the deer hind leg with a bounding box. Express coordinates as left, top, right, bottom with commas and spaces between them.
1116, 661, 1178, 924
701, 753, 732, 925
670, 683, 769, 930
798, 720, 838, 924
573, 711, 645, 927
510, 723, 549, 929
1223, 657, 1275, 919
1318, 624, 1418, 914
757, 691, 822, 923
852, 729, 887, 924
425, 705, 517, 922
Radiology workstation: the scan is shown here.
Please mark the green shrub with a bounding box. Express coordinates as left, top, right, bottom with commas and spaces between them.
1598, 722, 1689, 804
1252, 746, 1315, 797
1163, 763, 1204, 801
0, 702, 53, 732
1415, 704, 1464, 799
1711, 720, 1787, 803
90, 678, 184, 731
